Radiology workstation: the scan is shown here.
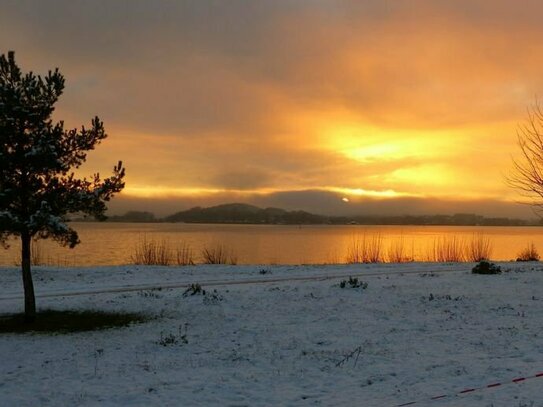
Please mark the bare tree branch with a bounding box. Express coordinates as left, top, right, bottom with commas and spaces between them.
507, 103, 543, 217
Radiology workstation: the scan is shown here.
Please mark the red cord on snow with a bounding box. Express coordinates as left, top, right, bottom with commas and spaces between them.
396, 372, 543, 406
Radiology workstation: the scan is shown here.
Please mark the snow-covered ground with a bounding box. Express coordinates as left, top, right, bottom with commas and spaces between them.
1, 262, 543, 406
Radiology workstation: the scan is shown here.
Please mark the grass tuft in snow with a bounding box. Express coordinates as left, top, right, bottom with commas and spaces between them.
0, 310, 148, 334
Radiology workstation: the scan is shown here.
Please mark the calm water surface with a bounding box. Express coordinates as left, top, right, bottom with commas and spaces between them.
1, 222, 542, 266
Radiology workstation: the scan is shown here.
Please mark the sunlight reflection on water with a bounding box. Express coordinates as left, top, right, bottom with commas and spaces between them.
0, 222, 542, 266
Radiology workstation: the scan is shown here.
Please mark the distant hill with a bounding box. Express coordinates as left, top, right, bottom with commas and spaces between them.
93, 203, 539, 226
163, 203, 328, 224
107, 211, 156, 223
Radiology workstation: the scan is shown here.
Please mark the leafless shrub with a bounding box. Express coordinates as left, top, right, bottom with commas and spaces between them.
345, 234, 383, 263
201, 243, 238, 265
466, 233, 493, 262
132, 236, 172, 266
428, 236, 465, 262
516, 242, 540, 261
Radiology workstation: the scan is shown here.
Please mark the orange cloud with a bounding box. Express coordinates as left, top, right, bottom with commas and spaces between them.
2, 1, 541, 215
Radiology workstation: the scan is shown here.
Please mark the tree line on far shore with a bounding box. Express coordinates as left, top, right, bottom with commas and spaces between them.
79, 203, 539, 226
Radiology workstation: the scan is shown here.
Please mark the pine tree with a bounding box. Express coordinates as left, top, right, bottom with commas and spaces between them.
0, 51, 125, 322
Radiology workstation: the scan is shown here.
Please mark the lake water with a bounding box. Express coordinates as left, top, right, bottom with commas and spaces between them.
1, 222, 542, 266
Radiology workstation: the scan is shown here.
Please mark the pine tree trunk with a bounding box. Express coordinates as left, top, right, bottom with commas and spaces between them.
21, 232, 36, 322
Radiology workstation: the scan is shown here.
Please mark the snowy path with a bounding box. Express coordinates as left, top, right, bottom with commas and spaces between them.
0, 263, 465, 301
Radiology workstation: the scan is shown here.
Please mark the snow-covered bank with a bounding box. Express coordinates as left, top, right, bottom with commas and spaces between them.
1, 263, 543, 406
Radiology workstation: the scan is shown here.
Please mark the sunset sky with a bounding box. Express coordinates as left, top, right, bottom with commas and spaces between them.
2, 0, 542, 217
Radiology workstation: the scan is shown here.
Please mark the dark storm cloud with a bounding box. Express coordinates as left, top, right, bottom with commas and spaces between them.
6, 0, 543, 134
1, 0, 298, 134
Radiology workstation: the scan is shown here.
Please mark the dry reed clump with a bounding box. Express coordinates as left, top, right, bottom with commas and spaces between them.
428, 236, 465, 262
31, 238, 45, 266
201, 243, 238, 265
516, 242, 540, 262
466, 233, 493, 262
131, 236, 172, 266
13, 239, 48, 267
386, 237, 414, 263
132, 236, 196, 266
175, 242, 195, 266
345, 234, 383, 264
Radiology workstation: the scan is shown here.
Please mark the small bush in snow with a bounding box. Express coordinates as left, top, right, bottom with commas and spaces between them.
472, 260, 501, 275
339, 277, 368, 289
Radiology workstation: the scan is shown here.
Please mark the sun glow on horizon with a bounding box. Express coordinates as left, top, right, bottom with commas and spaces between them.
329, 187, 417, 199
123, 184, 422, 200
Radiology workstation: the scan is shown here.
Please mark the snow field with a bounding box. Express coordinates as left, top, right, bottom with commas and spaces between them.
1, 263, 543, 406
